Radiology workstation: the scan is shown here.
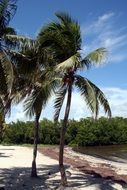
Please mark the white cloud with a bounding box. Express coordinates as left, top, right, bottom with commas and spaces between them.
102, 34, 127, 50
6, 104, 27, 123
82, 12, 127, 63
102, 87, 127, 117
110, 52, 127, 63
82, 12, 114, 36
98, 13, 114, 22
6, 87, 127, 123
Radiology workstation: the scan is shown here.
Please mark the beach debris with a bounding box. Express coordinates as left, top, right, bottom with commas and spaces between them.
66, 170, 72, 178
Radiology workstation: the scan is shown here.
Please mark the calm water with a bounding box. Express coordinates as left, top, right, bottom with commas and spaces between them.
73, 144, 127, 161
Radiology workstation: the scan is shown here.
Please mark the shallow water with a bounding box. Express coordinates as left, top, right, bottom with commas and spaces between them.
73, 144, 127, 161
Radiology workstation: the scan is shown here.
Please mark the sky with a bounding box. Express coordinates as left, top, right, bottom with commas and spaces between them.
7, 0, 127, 122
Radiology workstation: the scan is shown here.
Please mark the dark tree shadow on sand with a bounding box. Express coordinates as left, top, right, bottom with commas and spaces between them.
0, 148, 14, 158
48, 171, 127, 190
0, 164, 126, 190
0, 152, 11, 158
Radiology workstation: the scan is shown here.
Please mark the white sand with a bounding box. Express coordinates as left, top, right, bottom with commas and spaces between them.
0, 145, 126, 190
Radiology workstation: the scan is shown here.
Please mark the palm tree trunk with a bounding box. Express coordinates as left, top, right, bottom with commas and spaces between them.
59, 84, 72, 186
0, 114, 5, 142
31, 113, 40, 177
0, 121, 3, 142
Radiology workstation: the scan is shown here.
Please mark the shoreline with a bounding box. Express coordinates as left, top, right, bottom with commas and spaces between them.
38, 146, 127, 185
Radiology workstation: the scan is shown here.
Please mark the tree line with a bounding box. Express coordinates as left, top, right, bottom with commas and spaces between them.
2, 117, 127, 146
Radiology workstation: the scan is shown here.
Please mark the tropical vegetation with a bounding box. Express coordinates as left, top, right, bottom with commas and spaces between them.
1, 117, 127, 146
0, 1, 112, 187
39, 12, 111, 185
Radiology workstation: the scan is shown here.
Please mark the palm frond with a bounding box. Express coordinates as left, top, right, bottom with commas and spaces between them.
24, 91, 43, 118
55, 53, 81, 72
54, 85, 67, 121
80, 58, 91, 70
11, 91, 26, 105
89, 81, 111, 118
75, 75, 98, 116
5, 34, 36, 50
84, 48, 107, 65
0, 49, 13, 94
2, 27, 16, 48
24, 82, 52, 118
38, 12, 81, 64
0, 97, 4, 113
75, 75, 111, 118
0, 60, 7, 94
8, 49, 37, 76
3, 97, 12, 115
55, 12, 75, 25
0, 0, 17, 34
4, 26, 16, 35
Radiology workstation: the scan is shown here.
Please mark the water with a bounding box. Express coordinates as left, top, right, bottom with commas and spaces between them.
73, 144, 127, 162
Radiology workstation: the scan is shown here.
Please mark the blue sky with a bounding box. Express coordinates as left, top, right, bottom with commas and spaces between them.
7, 0, 127, 122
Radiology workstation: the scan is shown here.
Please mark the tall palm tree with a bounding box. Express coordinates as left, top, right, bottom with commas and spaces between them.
8, 37, 47, 177
22, 46, 60, 177
38, 12, 111, 186
23, 62, 56, 177
24, 77, 56, 177
6, 33, 59, 177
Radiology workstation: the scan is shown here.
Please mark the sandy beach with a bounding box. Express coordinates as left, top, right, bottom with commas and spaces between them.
0, 145, 126, 190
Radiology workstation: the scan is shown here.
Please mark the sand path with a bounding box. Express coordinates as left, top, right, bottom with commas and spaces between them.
0, 145, 125, 190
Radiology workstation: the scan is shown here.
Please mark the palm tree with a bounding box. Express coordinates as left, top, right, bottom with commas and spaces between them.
8, 37, 47, 177
23, 61, 55, 177
38, 12, 111, 186
6, 34, 59, 177
24, 77, 56, 177
22, 47, 59, 177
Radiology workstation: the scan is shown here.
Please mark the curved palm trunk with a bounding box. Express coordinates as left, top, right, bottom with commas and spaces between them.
31, 113, 40, 177
59, 84, 72, 186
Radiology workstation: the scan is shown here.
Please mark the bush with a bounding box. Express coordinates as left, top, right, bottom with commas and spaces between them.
1, 117, 127, 146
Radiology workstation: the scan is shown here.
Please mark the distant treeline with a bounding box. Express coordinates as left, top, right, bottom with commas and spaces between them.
1, 117, 127, 146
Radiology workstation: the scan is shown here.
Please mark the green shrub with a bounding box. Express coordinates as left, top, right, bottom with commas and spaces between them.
1, 117, 127, 146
